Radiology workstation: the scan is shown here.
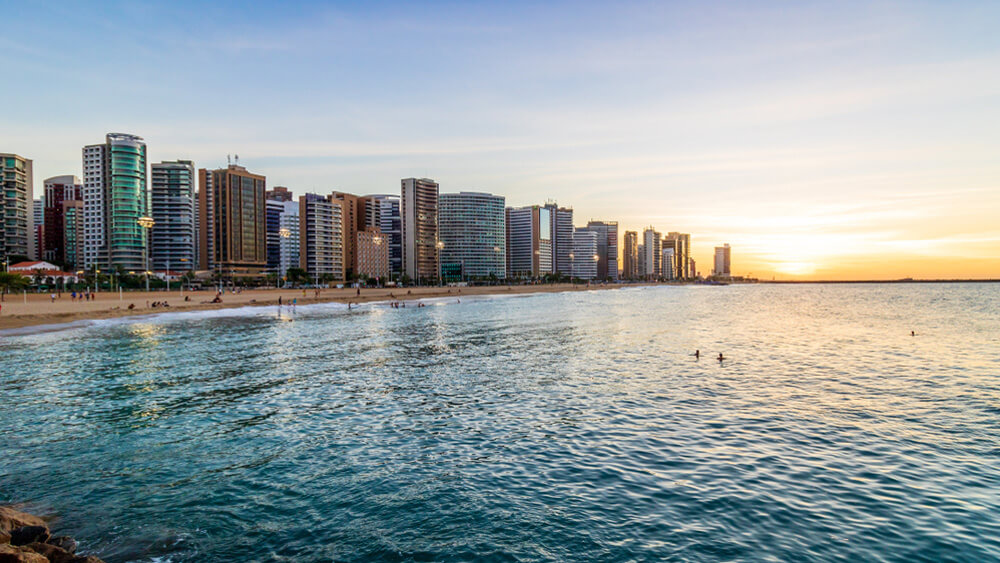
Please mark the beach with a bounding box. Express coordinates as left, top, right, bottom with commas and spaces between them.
0, 283, 622, 332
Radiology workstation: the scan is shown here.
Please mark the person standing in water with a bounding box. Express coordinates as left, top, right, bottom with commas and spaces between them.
717, 353, 725, 362
694, 350, 700, 359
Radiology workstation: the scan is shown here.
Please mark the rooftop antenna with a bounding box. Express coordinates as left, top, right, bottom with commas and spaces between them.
235, 154, 240, 166
227, 154, 231, 166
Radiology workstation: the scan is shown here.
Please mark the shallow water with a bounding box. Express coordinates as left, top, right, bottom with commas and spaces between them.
2, 284, 999, 562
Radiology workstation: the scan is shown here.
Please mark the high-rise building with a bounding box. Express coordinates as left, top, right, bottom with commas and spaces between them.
571, 227, 598, 280
544, 202, 574, 276
266, 186, 293, 202
439, 192, 506, 280
330, 191, 361, 278
506, 205, 552, 279
662, 247, 675, 280
33, 198, 44, 260
642, 227, 662, 279
622, 230, 638, 280
689, 258, 697, 279
42, 175, 82, 266
356, 228, 389, 281
584, 220, 618, 280
363, 194, 402, 278
63, 200, 84, 270
664, 232, 690, 280
82, 133, 148, 271
401, 178, 439, 282
298, 193, 344, 282
198, 164, 267, 276
150, 161, 196, 272
714, 244, 731, 277
278, 202, 300, 280
0, 154, 34, 261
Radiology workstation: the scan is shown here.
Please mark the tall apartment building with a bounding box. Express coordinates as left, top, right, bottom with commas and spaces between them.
82, 133, 147, 271
714, 244, 731, 277
329, 191, 361, 278
356, 228, 389, 280
401, 178, 439, 282
150, 161, 196, 272
544, 202, 574, 276
439, 192, 506, 280
33, 199, 44, 260
584, 220, 618, 280
63, 200, 84, 270
362, 194, 402, 278
298, 193, 344, 282
664, 232, 690, 280
0, 153, 34, 261
198, 164, 267, 275
571, 227, 598, 280
506, 205, 552, 279
42, 175, 82, 265
622, 230, 638, 280
662, 247, 675, 280
642, 227, 662, 279
266, 198, 299, 276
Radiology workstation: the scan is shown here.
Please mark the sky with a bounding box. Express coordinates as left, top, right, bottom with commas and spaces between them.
4, 0, 1000, 280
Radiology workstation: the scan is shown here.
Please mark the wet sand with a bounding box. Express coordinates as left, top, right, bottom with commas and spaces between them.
0, 283, 626, 332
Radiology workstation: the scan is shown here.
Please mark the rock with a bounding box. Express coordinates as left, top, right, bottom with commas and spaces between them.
47, 536, 78, 554
0, 531, 8, 545
0, 542, 50, 563
67, 556, 105, 563
25, 542, 74, 563
0, 508, 45, 534
8, 527, 48, 547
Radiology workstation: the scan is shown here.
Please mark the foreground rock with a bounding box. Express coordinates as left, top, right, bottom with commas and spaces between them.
0, 506, 104, 563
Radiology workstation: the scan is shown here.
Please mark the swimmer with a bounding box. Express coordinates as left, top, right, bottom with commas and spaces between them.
911, 331, 915, 336
694, 350, 700, 359
717, 353, 725, 362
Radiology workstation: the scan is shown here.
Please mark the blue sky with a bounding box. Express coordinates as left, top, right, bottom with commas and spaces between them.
5, 1, 1000, 278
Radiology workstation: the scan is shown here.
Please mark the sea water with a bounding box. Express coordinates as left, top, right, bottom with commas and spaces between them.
2, 284, 999, 562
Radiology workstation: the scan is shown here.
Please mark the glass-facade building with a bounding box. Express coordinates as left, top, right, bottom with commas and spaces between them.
82, 133, 147, 271
439, 192, 506, 280
151, 160, 196, 272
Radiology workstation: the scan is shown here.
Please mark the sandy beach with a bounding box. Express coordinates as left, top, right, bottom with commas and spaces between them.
0, 283, 627, 332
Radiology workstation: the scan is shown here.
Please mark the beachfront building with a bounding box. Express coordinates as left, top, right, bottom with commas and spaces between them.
298, 193, 344, 283
0, 153, 34, 261
33, 199, 44, 260
356, 227, 390, 281
266, 186, 293, 202
150, 161, 196, 272
571, 227, 598, 280
267, 198, 299, 280
401, 178, 439, 283
714, 244, 731, 277
544, 202, 574, 277
642, 227, 662, 279
329, 191, 361, 279
506, 205, 552, 279
439, 191, 506, 280
664, 232, 691, 280
583, 220, 619, 280
361, 194, 401, 279
662, 247, 675, 280
82, 133, 148, 271
622, 230, 638, 280
198, 164, 267, 277
42, 175, 82, 266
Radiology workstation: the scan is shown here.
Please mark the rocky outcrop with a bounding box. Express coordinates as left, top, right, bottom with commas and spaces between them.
0, 507, 103, 563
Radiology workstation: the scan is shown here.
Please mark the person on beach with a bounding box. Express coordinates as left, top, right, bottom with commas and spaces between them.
279, 296, 282, 306
51, 293, 56, 303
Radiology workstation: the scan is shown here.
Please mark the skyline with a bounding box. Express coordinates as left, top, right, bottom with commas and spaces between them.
6, 1, 1000, 280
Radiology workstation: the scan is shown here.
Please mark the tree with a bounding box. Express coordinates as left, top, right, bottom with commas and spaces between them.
0, 271, 28, 300
285, 268, 308, 286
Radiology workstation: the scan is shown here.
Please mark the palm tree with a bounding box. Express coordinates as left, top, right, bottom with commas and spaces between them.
0, 271, 28, 301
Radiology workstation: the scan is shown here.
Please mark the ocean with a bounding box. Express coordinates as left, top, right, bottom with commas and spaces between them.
2, 283, 999, 562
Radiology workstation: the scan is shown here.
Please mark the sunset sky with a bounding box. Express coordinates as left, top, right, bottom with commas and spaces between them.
5, 1, 999, 279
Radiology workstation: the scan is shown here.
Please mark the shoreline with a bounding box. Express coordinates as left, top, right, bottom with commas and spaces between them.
0, 283, 636, 333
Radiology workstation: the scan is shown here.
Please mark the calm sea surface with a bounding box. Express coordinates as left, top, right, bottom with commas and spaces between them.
2, 284, 999, 562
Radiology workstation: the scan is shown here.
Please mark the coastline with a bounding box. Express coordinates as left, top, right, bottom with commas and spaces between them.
0, 283, 635, 333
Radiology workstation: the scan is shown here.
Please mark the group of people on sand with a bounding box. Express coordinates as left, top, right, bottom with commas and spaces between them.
150, 301, 170, 308
70, 291, 94, 301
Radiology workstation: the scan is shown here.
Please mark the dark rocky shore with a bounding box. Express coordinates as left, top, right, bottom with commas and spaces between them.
0, 506, 103, 563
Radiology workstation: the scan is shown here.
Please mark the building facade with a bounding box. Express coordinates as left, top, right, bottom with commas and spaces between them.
401, 178, 439, 282
544, 202, 574, 277
571, 227, 598, 280
356, 228, 390, 281
664, 232, 690, 280
622, 230, 638, 280
199, 164, 267, 275
506, 205, 552, 279
82, 133, 148, 271
439, 192, 506, 280
662, 247, 675, 280
42, 175, 82, 266
362, 194, 401, 279
0, 154, 34, 261
584, 220, 618, 280
150, 161, 196, 272
642, 227, 662, 279
714, 244, 731, 277
299, 193, 344, 282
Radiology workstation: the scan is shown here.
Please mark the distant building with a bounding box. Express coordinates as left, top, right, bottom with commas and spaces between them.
151, 161, 196, 272
664, 232, 690, 280
584, 220, 618, 280
42, 175, 82, 266
267, 199, 299, 278
714, 244, 731, 277
622, 230, 638, 279
198, 164, 267, 275
363, 194, 402, 279
329, 192, 362, 278
662, 247, 675, 280
544, 202, 574, 277
356, 228, 389, 281
298, 193, 344, 282
440, 191, 506, 280
0, 153, 34, 261
33, 198, 44, 260
401, 178, 439, 282
266, 186, 293, 202
571, 228, 598, 280
506, 205, 552, 278
82, 133, 147, 271
642, 227, 661, 279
